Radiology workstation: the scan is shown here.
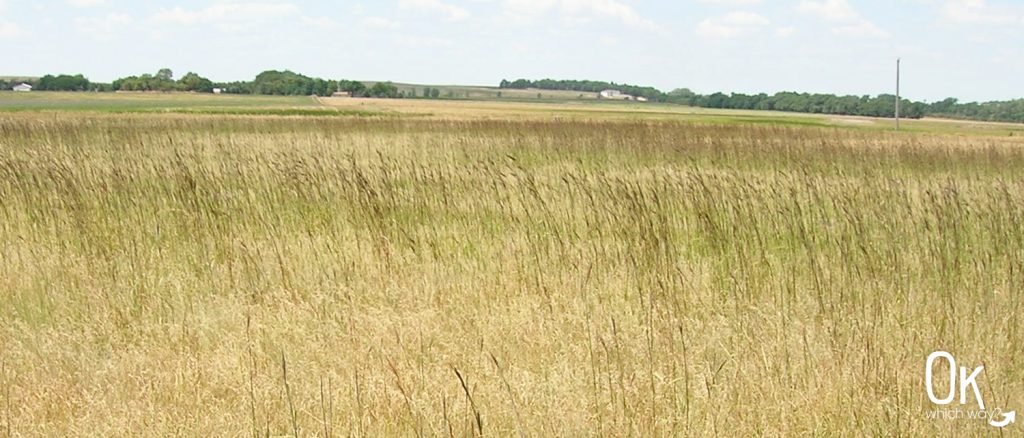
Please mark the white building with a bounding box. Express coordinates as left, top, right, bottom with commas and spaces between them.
212, 88, 224, 94
599, 89, 636, 100
12, 83, 32, 92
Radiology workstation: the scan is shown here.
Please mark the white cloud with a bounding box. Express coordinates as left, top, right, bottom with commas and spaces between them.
940, 0, 1022, 25
0, 21, 20, 38
67, 0, 108, 7
400, 0, 470, 22
798, 0, 856, 21
74, 13, 133, 40
775, 26, 795, 37
361, 16, 402, 29
832, 19, 888, 38
695, 11, 768, 38
504, 0, 659, 31
697, 0, 762, 4
798, 0, 888, 38
301, 16, 338, 29
395, 34, 454, 48
153, 3, 301, 29
722, 11, 768, 25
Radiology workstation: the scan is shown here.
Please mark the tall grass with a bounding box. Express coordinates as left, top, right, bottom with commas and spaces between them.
0, 112, 1021, 435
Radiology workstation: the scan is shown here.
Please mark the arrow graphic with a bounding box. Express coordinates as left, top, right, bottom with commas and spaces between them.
990, 410, 1016, 428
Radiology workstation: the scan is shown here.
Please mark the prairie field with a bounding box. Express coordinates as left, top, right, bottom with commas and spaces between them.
0, 101, 1023, 436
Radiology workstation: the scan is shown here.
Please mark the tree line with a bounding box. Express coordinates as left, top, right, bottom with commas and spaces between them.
500, 79, 663, 101
0, 74, 100, 91
112, 69, 214, 92
211, 70, 404, 98
5, 70, 1022, 123
666, 89, 929, 119
4, 69, 409, 99
501, 78, 1024, 123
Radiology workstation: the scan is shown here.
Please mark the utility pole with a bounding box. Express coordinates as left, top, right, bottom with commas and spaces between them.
895, 58, 901, 131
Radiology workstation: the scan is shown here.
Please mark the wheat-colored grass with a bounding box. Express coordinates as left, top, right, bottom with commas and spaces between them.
0, 111, 1022, 436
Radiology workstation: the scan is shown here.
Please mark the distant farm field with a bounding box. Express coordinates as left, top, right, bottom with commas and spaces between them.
373, 83, 599, 101
0, 93, 1023, 436
0, 91, 319, 112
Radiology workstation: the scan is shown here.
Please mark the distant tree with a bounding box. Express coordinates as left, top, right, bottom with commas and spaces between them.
928, 97, 959, 115
368, 81, 399, 98
36, 74, 90, 91
669, 88, 695, 97
251, 70, 330, 95
156, 68, 174, 81
112, 70, 178, 92
177, 72, 214, 92
339, 80, 368, 97
430, 88, 440, 98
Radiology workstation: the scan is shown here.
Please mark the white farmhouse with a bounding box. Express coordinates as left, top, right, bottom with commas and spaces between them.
12, 83, 32, 92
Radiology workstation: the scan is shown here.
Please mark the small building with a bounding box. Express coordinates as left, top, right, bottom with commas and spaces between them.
12, 83, 32, 92
636, 96, 649, 102
332, 91, 351, 98
212, 88, 224, 94
599, 89, 635, 100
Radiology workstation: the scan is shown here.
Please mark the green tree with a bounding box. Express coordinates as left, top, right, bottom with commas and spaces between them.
177, 72, 214, 92
36, 74, 90, 91
156, 68, 174, 81
339, 80, 368, 97
368, 82, 399, 98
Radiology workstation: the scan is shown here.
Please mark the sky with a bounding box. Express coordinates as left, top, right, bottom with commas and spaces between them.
1, 0, 1022, 102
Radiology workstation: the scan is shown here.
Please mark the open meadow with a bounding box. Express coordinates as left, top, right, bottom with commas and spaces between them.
1, 93, 1023, 436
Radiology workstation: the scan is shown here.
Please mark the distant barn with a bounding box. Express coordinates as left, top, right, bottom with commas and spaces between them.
12, 83, 32, 92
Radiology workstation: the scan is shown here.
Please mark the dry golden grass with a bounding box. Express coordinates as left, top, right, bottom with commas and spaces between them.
0, 110, 1022, 436
318, 96, 1024, 137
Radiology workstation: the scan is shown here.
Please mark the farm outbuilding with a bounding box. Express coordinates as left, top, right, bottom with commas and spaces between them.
12, 83, 32, 92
